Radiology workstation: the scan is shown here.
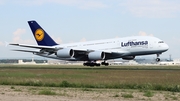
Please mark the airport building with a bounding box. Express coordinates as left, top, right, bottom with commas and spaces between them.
158, 59, 180, 65
18, 59, 36, 64
1, 58, 180, 66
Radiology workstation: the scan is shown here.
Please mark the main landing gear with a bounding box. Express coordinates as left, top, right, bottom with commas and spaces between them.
83, 61, 109, 67
83, 62, 100, 66
101, 61, 109, 66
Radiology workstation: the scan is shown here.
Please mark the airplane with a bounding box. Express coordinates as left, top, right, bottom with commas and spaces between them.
10, 20, 169, 66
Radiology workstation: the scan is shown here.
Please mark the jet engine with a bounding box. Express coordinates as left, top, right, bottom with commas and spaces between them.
88, 51, 105, 60
56, 48, 74, 58
122, 56, 135, 60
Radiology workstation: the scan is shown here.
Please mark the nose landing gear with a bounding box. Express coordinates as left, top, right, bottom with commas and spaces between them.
156, 54, 161, 62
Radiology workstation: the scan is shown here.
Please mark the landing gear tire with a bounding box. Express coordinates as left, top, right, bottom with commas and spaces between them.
96, 64, 101, 66
105, 63, 109, 66
156, 58, 160, 62
83, 62, 100, 67
101, 62, 109, 66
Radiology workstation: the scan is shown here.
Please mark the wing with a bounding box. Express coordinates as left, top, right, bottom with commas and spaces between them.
10, 43, 93, 53
9, 43, 61, 50
9, 43, 63, 53
12, 49, 40, 53
10, 43, 130, 60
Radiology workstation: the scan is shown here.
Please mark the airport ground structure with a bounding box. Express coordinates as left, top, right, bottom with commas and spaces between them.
0, 59, 47, 64
1, 61, 180, 100
47, 58, 180, 66
0, 65, 180, 92
1, 58, 180, 66
1, 58, 180, 92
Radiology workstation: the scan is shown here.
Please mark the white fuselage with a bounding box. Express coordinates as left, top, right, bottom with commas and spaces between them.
37, 36, 169, 61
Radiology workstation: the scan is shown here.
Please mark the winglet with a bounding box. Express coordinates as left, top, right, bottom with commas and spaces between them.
28, 20, 58, 46
5, 41, 9, 47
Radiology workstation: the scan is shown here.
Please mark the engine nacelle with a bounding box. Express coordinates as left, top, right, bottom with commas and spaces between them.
122, 56, 135, 60
88, 51, 105, 60
56, 48, 74, 58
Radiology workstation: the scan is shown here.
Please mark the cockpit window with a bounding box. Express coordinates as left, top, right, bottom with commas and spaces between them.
158, 41, 164, 43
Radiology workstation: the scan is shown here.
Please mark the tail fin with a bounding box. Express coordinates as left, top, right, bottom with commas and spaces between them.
28, 20, 58, 46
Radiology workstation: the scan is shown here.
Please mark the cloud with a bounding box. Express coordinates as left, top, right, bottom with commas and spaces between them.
13, 0, 108, 9
120, 0, 180, 18
0, 0, 4, 4
138, 31, 153, 36
47, 0, 108, 9
12, 28, 35, 44
48, 0, 86, 5
78, 1, 108, 9
13, 28, 26, 43
0, 41, 4, 46
80, 38, 86, 42
52, 36, 62, 44
13, 28, 26, 36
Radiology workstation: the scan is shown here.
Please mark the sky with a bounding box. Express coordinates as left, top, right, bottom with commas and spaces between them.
0, 0, 180, 59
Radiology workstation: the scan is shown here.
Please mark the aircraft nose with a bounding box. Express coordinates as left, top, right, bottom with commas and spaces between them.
163, 43, 169, 51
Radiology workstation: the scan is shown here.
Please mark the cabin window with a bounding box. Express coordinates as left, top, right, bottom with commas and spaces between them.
158, 41, 164, 43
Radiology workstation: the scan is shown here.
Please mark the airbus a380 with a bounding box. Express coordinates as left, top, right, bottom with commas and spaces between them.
10, 20, 169, 66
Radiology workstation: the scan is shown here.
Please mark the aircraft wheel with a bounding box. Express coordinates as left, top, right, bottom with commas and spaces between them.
83, 63, 87, 66
89, 63, 95, 67
156, 58, 160, 62
96, 63, 101, 66
101, 62, 105, 65
105, 63, 109, 66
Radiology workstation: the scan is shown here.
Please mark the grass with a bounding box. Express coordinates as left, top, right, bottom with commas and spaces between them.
172, 96, 178, 100
38, 89, 57, 95
164, 92, 180, 100
113, 94, 119, 97
1, 65, 180, 92
143, 90, 154, 97
14, 89, 22, 92
121, 93, 134, 98
10, 86, 15, 89
82, 88, 93, 91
